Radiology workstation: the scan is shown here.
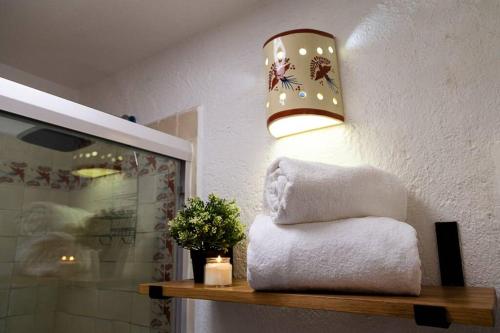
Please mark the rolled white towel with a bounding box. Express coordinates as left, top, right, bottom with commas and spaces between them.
16, 232, 99, 278
20, 202, 92, 235
247, 215, 421, 295
263, 157, 407, 224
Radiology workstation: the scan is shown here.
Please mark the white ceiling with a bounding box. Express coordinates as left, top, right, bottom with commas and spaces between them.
0, 0, 264, 89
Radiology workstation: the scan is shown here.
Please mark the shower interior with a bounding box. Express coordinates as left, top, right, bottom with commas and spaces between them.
0, 110, 185, 333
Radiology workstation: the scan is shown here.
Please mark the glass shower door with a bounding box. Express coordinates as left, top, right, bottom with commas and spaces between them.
0, 110, 183, 333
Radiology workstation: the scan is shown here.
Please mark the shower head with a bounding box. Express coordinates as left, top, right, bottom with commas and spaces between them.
17, 127, 93, 152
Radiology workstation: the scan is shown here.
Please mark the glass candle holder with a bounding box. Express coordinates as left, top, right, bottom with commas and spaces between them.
204, 256, 232, 287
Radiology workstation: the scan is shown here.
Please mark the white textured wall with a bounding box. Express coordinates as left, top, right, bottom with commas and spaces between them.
0, 63, 79, 102
80, 0, 500, 331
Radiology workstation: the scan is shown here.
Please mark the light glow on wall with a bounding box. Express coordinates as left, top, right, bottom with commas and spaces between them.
271, 123, 360, 166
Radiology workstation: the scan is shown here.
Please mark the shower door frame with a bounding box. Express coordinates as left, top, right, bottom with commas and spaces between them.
0, 77, 193, 333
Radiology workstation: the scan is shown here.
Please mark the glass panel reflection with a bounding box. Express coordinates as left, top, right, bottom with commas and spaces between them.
0, 111, 183, 333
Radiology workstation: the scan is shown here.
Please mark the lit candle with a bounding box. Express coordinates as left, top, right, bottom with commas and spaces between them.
60, 255, 76, 264
204, 255, 232, 287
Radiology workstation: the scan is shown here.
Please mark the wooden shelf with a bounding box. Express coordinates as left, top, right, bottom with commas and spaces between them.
139, 280, 496, 328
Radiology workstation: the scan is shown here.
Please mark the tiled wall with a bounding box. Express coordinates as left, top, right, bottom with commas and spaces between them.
0, 134, 69, 333
148, 107, 197, 197
53, 155, 180, 333
147, 107, 197, 333
0, 133, 182, 333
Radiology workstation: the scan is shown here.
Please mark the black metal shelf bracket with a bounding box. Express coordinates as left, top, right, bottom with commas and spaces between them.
149, 285, 169, 300
416, 221, 465, 329
414, 304, 450, 328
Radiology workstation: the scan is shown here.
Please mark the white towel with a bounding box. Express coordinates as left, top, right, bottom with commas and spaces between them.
247, 215, 421, 295
20, 202, 92, 235
264, 157, 407, 224
16, 232, 100, 278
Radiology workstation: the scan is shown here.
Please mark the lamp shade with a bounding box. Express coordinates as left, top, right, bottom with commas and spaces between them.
70, 144, 124, 178
264, 29, 344, 138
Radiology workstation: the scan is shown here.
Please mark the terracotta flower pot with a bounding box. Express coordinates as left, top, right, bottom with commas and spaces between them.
190, 248, 233, 283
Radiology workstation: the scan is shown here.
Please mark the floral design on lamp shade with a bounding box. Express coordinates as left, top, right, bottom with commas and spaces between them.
268, 58, 301, 91
310, 56, 339, 94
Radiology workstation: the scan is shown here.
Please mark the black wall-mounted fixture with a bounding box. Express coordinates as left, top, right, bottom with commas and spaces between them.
435, 222, 465, 286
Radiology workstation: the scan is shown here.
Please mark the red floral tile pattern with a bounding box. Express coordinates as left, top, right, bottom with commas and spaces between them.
148, 155, 178, 332
0, 152, 180, 332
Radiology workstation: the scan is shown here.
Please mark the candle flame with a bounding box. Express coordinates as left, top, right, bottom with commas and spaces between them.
216, 255, 222, 263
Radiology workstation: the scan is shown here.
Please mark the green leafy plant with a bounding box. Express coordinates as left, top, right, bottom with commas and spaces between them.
169, 194, 245, 251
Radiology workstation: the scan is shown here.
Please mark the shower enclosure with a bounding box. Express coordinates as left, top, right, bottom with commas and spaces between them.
0, 78, 192, 333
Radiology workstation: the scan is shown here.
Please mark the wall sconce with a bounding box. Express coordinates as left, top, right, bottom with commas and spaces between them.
264, 29, 344, 138
71, 149, 123, 178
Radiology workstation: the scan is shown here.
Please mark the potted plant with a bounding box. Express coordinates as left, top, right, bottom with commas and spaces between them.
169, 194, 245, 283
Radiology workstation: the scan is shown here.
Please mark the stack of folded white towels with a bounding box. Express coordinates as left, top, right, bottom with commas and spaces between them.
247, 157, 422, 295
